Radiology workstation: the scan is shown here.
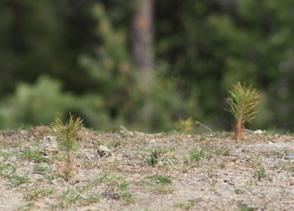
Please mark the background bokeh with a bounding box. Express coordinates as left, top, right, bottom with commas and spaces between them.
0, 0, 293, 132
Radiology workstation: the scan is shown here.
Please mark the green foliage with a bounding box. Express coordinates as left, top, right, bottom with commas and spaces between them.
121, 191, 135, 204
79, 4, 136, 128
24, 187, 54, 201
52, 114, 83, 152
52, 114, 83, 181
0, 0, 293, 131
80, 4, 187, 132
227, 82, 261, 123
189, 147, 206, 163
151, 175, 172, 185
0, 77, 73, 128
145, 148, 162, 167
157, 0, 294, 129
257, 165, 266, 181
21, 149, 48, 163
7, 175, 30, 188
0, 76, 112, 129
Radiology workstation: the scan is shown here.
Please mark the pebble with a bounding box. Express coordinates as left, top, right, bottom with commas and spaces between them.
97, 145, 111, 157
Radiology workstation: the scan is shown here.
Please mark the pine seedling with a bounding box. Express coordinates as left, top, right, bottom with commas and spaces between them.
52, 114, 83, 181
226, 82, 261, 140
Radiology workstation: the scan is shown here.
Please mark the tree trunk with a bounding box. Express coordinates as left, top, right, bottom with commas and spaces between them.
234, 117, 243, 141
132, 0, 155, 129
132, 0, 154, 90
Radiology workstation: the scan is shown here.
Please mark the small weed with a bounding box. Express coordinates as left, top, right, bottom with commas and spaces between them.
142, 174, 173, 194
189, 147, 206, 163
79, 193, 100, 206
119, 182, 129, 191
0, 151, 9, 161
93, 172, 133, 203
61, 183, 100, 207
33, 163, 49, 174
257, 165, 266, 181
145, 155, 158, 166
235, 189, 245, 194
61, 189, 81, 207
0, 163, 16, 177
151, 175, 171, 185
21, 149, 48, 163
215, 147, 230, 156
145, 148, 163, 166
24, 187, 54, 201
46, 174, 56, 182
94, 172, 124, 185
19, 202, 35, 211
7, 175, 30, 188
121, 191, 135, 204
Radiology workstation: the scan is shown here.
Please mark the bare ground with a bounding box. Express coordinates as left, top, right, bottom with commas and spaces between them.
0, 126, 293, 210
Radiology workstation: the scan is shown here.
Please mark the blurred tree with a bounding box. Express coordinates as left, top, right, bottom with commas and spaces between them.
132, 0, 154, 88
0, 0, 293, 131
132, 0, 155, 126
0, 0, 96, 95
155, 0, 294, 129
80, 4, 139, 127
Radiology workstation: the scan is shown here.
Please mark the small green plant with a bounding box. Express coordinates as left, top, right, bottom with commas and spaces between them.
94, 172, 124, 185
24, 187, 54, 201
21, 149, 48, 163
189, 147, 206, 163
152, 175, 171, 185
234, 188, 245, 194
33, 163, 49, 174
118, 182, 129, 191
145, 148, 162, 166
0, 150, 9, 161
0, 163, 16, 177
121, 191, 135, 204
7, 175, 30, 188
61, 189, 81, 208
257, 165, 266, 181
61, 188, 100, 207
52, 114, 83, 181
226, 82, 261, 140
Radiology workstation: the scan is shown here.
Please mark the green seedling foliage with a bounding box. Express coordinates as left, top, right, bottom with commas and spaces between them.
52, 114, 83, 181
257, 165, 266, 181
227, 82, 261, 123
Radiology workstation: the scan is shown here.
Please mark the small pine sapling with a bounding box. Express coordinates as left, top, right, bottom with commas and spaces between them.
52, 114, 83, 181
226, 82, 261, 140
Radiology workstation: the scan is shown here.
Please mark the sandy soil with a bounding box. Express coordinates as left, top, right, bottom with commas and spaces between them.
0, 126, 293, 210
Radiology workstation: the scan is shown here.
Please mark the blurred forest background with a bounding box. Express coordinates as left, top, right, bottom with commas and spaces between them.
0, 0, 293, 132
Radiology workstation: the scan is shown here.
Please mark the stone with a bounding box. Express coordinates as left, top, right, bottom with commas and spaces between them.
97, 145, 111, 157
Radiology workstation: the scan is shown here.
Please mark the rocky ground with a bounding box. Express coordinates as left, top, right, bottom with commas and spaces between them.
0, 126, 293, 211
